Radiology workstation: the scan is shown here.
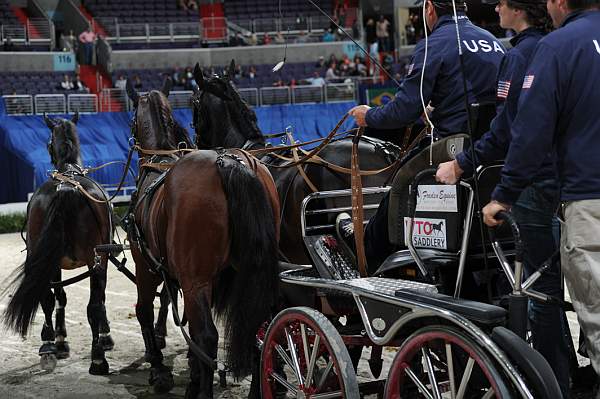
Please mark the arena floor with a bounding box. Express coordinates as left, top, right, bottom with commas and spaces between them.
0, 230, 591, 398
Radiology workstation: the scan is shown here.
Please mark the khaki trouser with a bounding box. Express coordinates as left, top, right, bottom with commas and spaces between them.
560, 199, 600, 374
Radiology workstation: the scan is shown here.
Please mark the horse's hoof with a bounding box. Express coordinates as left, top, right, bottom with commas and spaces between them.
40, 353, 57, 371
55, 341, 70, 359
89, 358, 109, 375
150, 366, 174, 394
99, 334, 114, 351
155, 334, 166, 350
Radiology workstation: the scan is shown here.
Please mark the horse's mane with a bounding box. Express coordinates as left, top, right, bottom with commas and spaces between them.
146, 90, 194, 149
224, 82, 264, 142
53, 120, 81, 167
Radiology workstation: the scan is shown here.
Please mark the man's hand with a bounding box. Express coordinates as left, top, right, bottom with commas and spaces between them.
348, 105, 371, 127
436, 160, 463, 184
482, 200, 510, 227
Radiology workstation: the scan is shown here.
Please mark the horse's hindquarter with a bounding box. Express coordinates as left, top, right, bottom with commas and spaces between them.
163, 151, 229, 292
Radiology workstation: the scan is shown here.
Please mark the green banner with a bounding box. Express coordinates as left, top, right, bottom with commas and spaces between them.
366, 87, 396, 107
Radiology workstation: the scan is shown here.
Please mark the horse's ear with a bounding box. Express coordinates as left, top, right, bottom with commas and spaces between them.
71, 111, 79, 125
126, 79, 139, 107
193, 63, 205, 89
44, 113, 55, 130
161, 77, 172, 97
227, 59, 236, 81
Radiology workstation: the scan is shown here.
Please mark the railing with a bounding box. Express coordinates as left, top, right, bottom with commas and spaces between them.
34, 94, 67, 115
1, 24, 26, 43
2, 95, 34, 115
100, 88, 128, 112
96, 19, 201, 43
27, 18, 52, 43
4, 84, 357, 116
292, 85, 324, 104
201, 17, 227, 43
232, 15, 331, 35
168, 91, 193, 109
68, 94, 98, 114
325, 82, 357, 103
260, 87, 291, 106
238, 88, 259, 107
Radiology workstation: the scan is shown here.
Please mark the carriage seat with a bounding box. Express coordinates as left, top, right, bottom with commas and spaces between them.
395, 288, 507, 327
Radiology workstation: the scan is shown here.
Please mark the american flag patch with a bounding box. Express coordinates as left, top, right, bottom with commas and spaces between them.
522, 75, 535, 89
497, 80, 511, 99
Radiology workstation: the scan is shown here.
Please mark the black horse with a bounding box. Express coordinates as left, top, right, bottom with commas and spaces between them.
2, 114, 115, 375
191, 60, 401, 263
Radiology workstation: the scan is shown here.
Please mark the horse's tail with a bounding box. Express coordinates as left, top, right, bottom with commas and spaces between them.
2, 189, 74, 336
213, 158, 279, 378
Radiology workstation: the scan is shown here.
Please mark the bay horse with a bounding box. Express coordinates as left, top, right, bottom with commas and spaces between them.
191, 61, 400, 264
1, 113, 115, 375
126, 80, 280, 398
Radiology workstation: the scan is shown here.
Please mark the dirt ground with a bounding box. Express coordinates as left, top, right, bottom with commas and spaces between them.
0, 230, 591, 398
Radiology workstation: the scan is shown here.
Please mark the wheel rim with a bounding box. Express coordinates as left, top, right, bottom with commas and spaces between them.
261, 312, 349, 399
386, 328, 502, 399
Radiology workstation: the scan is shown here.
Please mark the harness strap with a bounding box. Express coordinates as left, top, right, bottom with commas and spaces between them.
351, 128, 368, 277
287, 131, 319, 193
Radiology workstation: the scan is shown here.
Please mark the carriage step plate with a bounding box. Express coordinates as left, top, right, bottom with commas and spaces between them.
314, 235, 360, 280
341, 277, 438, 297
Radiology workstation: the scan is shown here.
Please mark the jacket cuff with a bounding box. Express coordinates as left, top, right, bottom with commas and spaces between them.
455, 151, 474, 177
491, 186, 521, 206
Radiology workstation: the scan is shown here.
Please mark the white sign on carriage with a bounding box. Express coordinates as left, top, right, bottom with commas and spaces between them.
404, 217, 448, 250
415, 185, 458, 212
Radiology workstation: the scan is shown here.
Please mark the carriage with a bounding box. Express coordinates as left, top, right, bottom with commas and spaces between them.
258, 134, 564, 398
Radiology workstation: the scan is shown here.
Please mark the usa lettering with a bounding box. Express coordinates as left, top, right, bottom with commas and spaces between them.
463, 40, 505, 54
594, 40, 600, 55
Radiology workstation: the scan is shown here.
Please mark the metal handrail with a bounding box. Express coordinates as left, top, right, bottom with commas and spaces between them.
67, 94, 98, 114
34, 94, 66, 115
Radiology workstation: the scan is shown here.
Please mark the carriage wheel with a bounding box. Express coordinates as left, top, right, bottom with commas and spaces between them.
261, 306, 359, 399
385, 325, 512, 399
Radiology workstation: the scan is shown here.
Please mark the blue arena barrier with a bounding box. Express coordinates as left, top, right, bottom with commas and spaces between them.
0, 102, 357, 203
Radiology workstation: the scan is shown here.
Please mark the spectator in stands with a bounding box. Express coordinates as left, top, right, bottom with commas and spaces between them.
185, 0, 198, 12
323, 29, 335, 42
114, 75, 127, 90
229, 32, 245, 47
60, 30, 77, 53
376, 15, 391, 52
184, 67, 195, 90
365, 18, 377, 52
7, 89, 25, 114
263, 33, 272, 45
247, 66, 257, 80
79, 26, 97, 65
274, 31, 285, 44
308, 71, 326, 87
133, 74, 143, 89
272, 78, 285, 87
177, 0, 186, 10
233, 64, 243, 79
74, 74, 88, 92
295, 31, 310, 44
3, 37, 16, 52
326, 63, 340, 82
315, 56, 326, 68
247, 33, 258, 46
172, 67, 184, 86
60, 74, 74, 91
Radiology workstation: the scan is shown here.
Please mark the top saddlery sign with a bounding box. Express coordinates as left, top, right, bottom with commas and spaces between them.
404, 185, 458, 250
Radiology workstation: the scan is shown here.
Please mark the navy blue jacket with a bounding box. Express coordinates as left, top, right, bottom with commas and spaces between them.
493, 10, 600, 204
455, 28, 553, 177
365, 14, 505, 136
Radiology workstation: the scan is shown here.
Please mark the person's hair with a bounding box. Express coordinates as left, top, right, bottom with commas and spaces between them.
431, 1, 468, 17
507, 0, 553, 33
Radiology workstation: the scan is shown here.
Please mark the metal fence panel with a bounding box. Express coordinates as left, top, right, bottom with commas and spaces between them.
1, 24, 26, 43
27, 18, 51, 43
148, 23, 170, 38
68, 94, 98, 114
238, 88, 259, 107
118, 23, 148, 40
260, 87, 291, 106
172, 22, 199, 37
2, 95, 33, 115
34, 94, 66, 115
325, 83, 356, 103
292, 85, 323, 104
100, 88, 128, 112
253, 18, 278, 34
168, 91, 193, 109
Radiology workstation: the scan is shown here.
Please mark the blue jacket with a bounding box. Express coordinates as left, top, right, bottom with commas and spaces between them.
493, 10, 600, 204
365, 14, 505, 136
456, 28, 552, 177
